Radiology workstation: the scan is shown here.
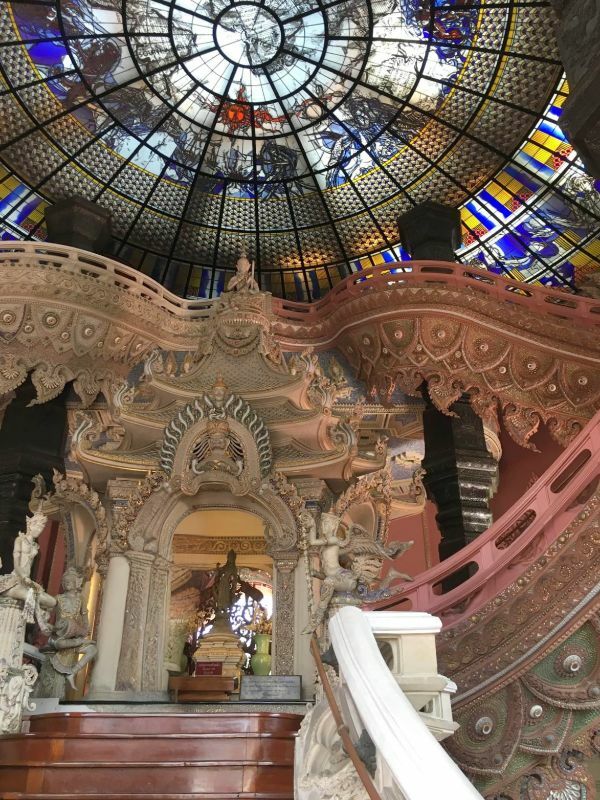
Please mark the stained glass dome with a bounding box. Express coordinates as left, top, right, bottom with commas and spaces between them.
0, 0, 599, 299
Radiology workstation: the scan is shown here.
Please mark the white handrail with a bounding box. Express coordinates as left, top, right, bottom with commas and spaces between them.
329, 607, 483, 800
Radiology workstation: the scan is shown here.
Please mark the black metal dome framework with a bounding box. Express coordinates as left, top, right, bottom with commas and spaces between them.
0, 0, 598, 300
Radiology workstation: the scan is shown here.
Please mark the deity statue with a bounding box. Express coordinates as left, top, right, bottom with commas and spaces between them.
204, 375, 229, 419
0, 511, 56, 616
39, 567, 97, 691
213, 550, 240, 624
191, 418, 244, 477
300, 512, 413, 632
226, 251, 259, 293
328, 356, 346, 386
183, 634, 196, 676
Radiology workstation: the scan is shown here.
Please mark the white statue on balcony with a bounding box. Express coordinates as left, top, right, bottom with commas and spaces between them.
226, 251, 259, 293
0, 511, 56, 616
0, 511, 56, 733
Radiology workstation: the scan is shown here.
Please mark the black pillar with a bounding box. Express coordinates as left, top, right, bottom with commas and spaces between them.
398, 201, 461, 262
551, 0, 600, 179
44, 195, 112, 253
0, 380, 67, 571
421, 392, 498, 585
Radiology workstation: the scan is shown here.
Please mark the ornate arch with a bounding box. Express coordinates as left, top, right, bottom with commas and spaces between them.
115, 474, 301, 692
33, 470, 108, 571
159, 383, 272, 478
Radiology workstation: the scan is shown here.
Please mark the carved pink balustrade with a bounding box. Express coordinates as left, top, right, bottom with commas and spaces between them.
367, 408, 600, 626
270, 261, 600, 335
0, 242, 214, 320
2, 242, 599, 329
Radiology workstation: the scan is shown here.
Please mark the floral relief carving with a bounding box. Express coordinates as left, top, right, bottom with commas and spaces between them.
115, 551, 154, 692
273, 288, 600, 449
436, 492, 600, 798
114, 471, 167, 554
142, 556, 171, 691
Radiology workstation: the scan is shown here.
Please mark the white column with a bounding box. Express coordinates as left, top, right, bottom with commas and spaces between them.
0, 597, 26, 667
89, 554, 129, 694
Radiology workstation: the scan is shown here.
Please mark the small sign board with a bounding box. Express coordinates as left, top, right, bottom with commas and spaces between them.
195, 661, 223, 676
240, 675, 302, 702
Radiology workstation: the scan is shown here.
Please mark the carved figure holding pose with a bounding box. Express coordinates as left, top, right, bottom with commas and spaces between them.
0, 511, 56, 614
41, 567, 97, 690
300, 511, 358, 632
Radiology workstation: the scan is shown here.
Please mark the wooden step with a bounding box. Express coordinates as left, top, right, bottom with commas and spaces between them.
2, 794, 293, 800
0, 762, 293, 795
1, 712, 302, 798
0, 732, 295, 764
27, 712, 301, 736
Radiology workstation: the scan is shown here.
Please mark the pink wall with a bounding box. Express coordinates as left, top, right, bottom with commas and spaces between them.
385, 500, 441, 578
384, 422, 564, 580
490, 423, 565, 520
34, 519, 65, 598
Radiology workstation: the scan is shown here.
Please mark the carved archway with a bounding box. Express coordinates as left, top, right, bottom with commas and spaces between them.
114, 479, 302, 693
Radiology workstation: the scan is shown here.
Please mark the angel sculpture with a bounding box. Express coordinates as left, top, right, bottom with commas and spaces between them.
300, 512, 413, 633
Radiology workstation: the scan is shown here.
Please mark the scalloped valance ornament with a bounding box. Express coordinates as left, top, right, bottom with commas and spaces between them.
159, 377, 272, 478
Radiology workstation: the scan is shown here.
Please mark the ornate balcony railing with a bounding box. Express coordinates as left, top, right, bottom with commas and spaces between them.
368, 408, 600, 626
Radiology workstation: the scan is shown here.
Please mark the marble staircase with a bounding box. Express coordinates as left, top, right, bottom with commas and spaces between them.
0, 711, 302, 799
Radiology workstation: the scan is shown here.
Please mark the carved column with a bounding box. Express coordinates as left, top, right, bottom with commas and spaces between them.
115, 550, 154, 693
0, 380, 67, 571
141, 555, 171, 692
398, 201, 461, 262
551, 0, 600, 178
0, 597, 27, 668
0, 597, 38, 733
294, 557, 315, 699
89, 554, 130, 695
421, 393, 498, 583
272, 555, 298, 676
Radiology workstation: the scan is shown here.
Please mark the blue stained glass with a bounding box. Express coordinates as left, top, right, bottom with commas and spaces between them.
0, 0, 597, 298
479, 190, 512, 218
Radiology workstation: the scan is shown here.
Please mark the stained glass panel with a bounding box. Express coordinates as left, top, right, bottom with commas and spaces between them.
0, 0, 597, 299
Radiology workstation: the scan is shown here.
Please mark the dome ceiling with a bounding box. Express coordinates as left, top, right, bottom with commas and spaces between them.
0, 0, 599, 299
